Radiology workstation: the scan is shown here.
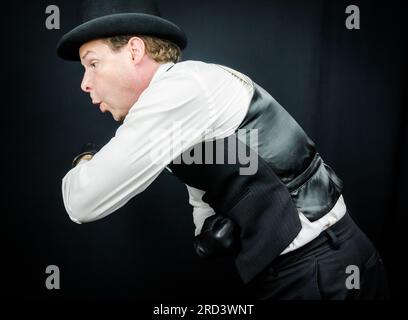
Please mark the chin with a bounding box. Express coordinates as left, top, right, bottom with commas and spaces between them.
113, 114, 124, 122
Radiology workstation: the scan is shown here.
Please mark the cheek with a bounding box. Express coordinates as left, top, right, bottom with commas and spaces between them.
94, 72, 118, 97
114, 57, 136, 83
111, 68, 137, 99
96, 61, 136, 107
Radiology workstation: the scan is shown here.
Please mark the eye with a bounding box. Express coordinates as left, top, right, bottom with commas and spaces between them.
90, 61, 98, 68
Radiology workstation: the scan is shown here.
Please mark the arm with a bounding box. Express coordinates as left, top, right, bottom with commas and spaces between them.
62, 72, 212, 224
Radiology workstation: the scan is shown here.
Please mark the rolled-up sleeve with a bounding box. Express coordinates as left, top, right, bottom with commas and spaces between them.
62, 70, 213, 224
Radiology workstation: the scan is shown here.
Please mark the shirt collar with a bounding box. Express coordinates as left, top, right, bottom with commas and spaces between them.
149, 62, 175, 86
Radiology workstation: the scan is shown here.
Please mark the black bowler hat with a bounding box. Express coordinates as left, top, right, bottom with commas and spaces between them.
57, 0, 187, 61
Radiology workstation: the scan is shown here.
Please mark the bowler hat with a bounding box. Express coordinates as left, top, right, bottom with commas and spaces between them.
57, 0, 187, 61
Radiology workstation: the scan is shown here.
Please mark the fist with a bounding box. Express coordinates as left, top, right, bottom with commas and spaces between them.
194, 214, 240, 259
72, 142, 99, 167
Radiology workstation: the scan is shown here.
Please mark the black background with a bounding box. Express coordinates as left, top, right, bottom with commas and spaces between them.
3, 0, 406, 300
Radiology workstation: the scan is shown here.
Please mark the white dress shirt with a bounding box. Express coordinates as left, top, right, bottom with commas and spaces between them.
62, 60, 346, 255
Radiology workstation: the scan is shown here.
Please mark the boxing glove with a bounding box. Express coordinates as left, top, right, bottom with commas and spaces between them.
194, 214, 240, 259
72, 142, 99, 167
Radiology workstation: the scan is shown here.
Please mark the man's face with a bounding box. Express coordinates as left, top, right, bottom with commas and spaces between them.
79, 39, 139, 122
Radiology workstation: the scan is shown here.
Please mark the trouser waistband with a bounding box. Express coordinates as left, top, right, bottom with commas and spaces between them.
269, 212, 354, 270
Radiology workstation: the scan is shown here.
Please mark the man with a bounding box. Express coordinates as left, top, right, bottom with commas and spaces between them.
59, 0, 389, 299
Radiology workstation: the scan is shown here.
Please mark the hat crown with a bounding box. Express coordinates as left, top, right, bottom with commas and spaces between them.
57, 0, 187, 60
80, 0, 160, 23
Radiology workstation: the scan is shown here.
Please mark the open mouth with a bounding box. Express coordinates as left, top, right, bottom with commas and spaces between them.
99, 102, 107, 113
92, 100, 105, 112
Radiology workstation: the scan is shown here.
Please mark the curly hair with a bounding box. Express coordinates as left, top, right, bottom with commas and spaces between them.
105, 35, 181, 63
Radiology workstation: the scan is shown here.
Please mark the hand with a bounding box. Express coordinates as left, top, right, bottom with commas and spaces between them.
78, 153, 94, 161
193, 214, 240, 259
72, 142, 99, 167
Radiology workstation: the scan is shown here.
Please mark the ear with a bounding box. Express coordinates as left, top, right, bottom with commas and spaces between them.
127, 37, 146, 64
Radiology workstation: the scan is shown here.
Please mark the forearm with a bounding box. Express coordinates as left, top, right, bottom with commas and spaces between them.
61, 147, 164, 224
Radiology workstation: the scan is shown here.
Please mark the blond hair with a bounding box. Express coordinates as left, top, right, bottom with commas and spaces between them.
105, 35, 181, 63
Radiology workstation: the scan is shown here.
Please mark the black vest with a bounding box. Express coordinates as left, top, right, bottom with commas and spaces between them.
167, 65, 343, 283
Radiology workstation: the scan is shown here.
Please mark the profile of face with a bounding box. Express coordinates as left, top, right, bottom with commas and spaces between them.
79, 37, 159, 122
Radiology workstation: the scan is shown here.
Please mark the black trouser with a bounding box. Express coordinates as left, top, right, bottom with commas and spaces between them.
246, 212, 390, 300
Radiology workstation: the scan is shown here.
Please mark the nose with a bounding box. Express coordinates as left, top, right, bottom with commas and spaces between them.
81, 70, 92, 93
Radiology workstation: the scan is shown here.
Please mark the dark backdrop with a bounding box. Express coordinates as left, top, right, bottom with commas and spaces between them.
3, 0, 406, 300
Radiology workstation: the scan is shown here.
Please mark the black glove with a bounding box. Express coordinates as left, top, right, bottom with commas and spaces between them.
72, 142, 99, 168
193, 214, 240, 259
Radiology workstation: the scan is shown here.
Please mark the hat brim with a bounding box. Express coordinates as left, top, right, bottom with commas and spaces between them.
57, 13, 187, 61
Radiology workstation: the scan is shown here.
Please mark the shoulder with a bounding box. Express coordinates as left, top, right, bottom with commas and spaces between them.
144, 60, 213, 97
132, 61, 213, 111
161, 60, 233, 82
159, 60, 211, 82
